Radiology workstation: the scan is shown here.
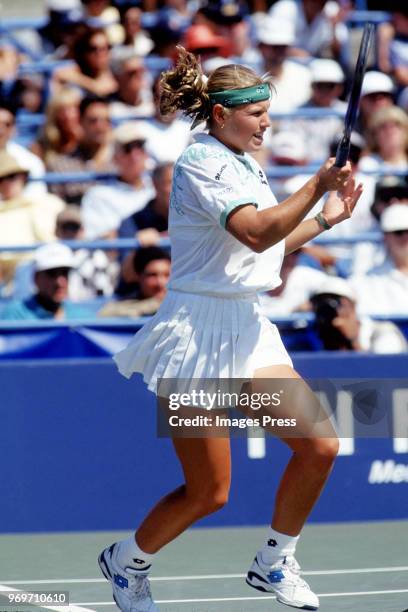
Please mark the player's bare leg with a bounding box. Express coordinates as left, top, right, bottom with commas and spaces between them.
246, 364, 338, 610
99, 433, 231, 612
252, 364, 338, 535
136, 434, 231, 553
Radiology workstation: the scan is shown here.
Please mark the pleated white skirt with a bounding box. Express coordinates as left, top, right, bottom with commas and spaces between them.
113, 289, 293, 394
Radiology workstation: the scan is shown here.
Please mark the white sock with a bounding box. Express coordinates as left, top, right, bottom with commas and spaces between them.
258, 528, 299, 567
116, 535, 155, 572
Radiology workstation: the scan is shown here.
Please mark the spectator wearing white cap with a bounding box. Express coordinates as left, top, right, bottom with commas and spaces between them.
285, 58, 346, 162
1, 243, 91, 320
81, 122, 155, 239
256, 16, 311, 112
269, 0, 350, 61
356, 71, 395, 136
310, 276, 407, 352
359, 105, 408, 174
350, 204, 408, 316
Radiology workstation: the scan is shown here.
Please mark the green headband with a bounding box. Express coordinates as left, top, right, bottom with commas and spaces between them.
208, 83, 270, 107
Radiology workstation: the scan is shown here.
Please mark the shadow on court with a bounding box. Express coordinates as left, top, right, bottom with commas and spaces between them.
0, 522, 407, 612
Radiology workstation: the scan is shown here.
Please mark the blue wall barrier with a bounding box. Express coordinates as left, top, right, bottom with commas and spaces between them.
1, 317, 407, 358
1, 354, 407, 534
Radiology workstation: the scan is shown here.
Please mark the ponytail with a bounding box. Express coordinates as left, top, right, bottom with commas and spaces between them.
160, 47, 211, 126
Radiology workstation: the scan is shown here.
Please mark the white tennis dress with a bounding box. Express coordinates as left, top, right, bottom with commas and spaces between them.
114, 133, 293, 392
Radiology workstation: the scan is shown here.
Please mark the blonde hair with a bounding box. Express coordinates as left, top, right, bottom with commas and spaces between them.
160, 46, 273, 126
41, 88, 81, 153
368, 105, 408, 152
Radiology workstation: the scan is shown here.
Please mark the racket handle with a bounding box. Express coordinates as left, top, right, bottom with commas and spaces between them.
335, 136, 350, 167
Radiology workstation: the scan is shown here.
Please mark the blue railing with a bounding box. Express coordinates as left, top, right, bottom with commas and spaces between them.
15, 107, 348, 139
0, 232, 383, 254
21, 166, 407, 186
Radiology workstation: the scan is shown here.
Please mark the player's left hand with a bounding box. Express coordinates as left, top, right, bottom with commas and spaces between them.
322, 175, 363, 227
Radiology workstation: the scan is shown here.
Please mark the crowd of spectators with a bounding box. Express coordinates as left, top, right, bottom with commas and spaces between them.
0, 0, 407, 354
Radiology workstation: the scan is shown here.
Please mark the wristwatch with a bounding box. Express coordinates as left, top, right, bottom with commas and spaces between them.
315, 211, 332, 230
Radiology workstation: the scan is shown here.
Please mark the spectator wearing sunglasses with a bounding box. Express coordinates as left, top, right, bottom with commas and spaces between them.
53, 27, 118, 97
284, 58, 346, 163
110, 51, 154, 119
1, 243, 90, 320
47, 96, 115, 204
356, 71, 395, 137
349, 204, 408, 316
81, 122, 154, 239
359, 106, 408, 175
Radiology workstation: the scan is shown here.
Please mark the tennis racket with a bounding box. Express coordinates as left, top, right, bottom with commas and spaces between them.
335, 23, 374, 167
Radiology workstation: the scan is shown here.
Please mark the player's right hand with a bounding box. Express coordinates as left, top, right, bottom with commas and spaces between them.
317, 158, 352, 192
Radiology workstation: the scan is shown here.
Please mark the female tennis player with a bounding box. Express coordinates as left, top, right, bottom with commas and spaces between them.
98, 48, 362, 611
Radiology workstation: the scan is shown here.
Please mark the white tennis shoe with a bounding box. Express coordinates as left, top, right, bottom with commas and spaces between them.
98, 543, 159, 612
246, 554, 319, 610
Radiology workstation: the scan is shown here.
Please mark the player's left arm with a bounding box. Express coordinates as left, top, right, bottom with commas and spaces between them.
284, 175, 363, 255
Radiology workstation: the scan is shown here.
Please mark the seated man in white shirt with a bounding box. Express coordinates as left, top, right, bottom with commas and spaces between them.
286, 58, 346, 163
350, 204, 408, 317
81, 122, 155, 239
310, 277, 407, 352
256, 16, 311, 113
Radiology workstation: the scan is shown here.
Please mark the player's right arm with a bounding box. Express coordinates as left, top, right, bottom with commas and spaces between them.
226, 159, 352, 253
